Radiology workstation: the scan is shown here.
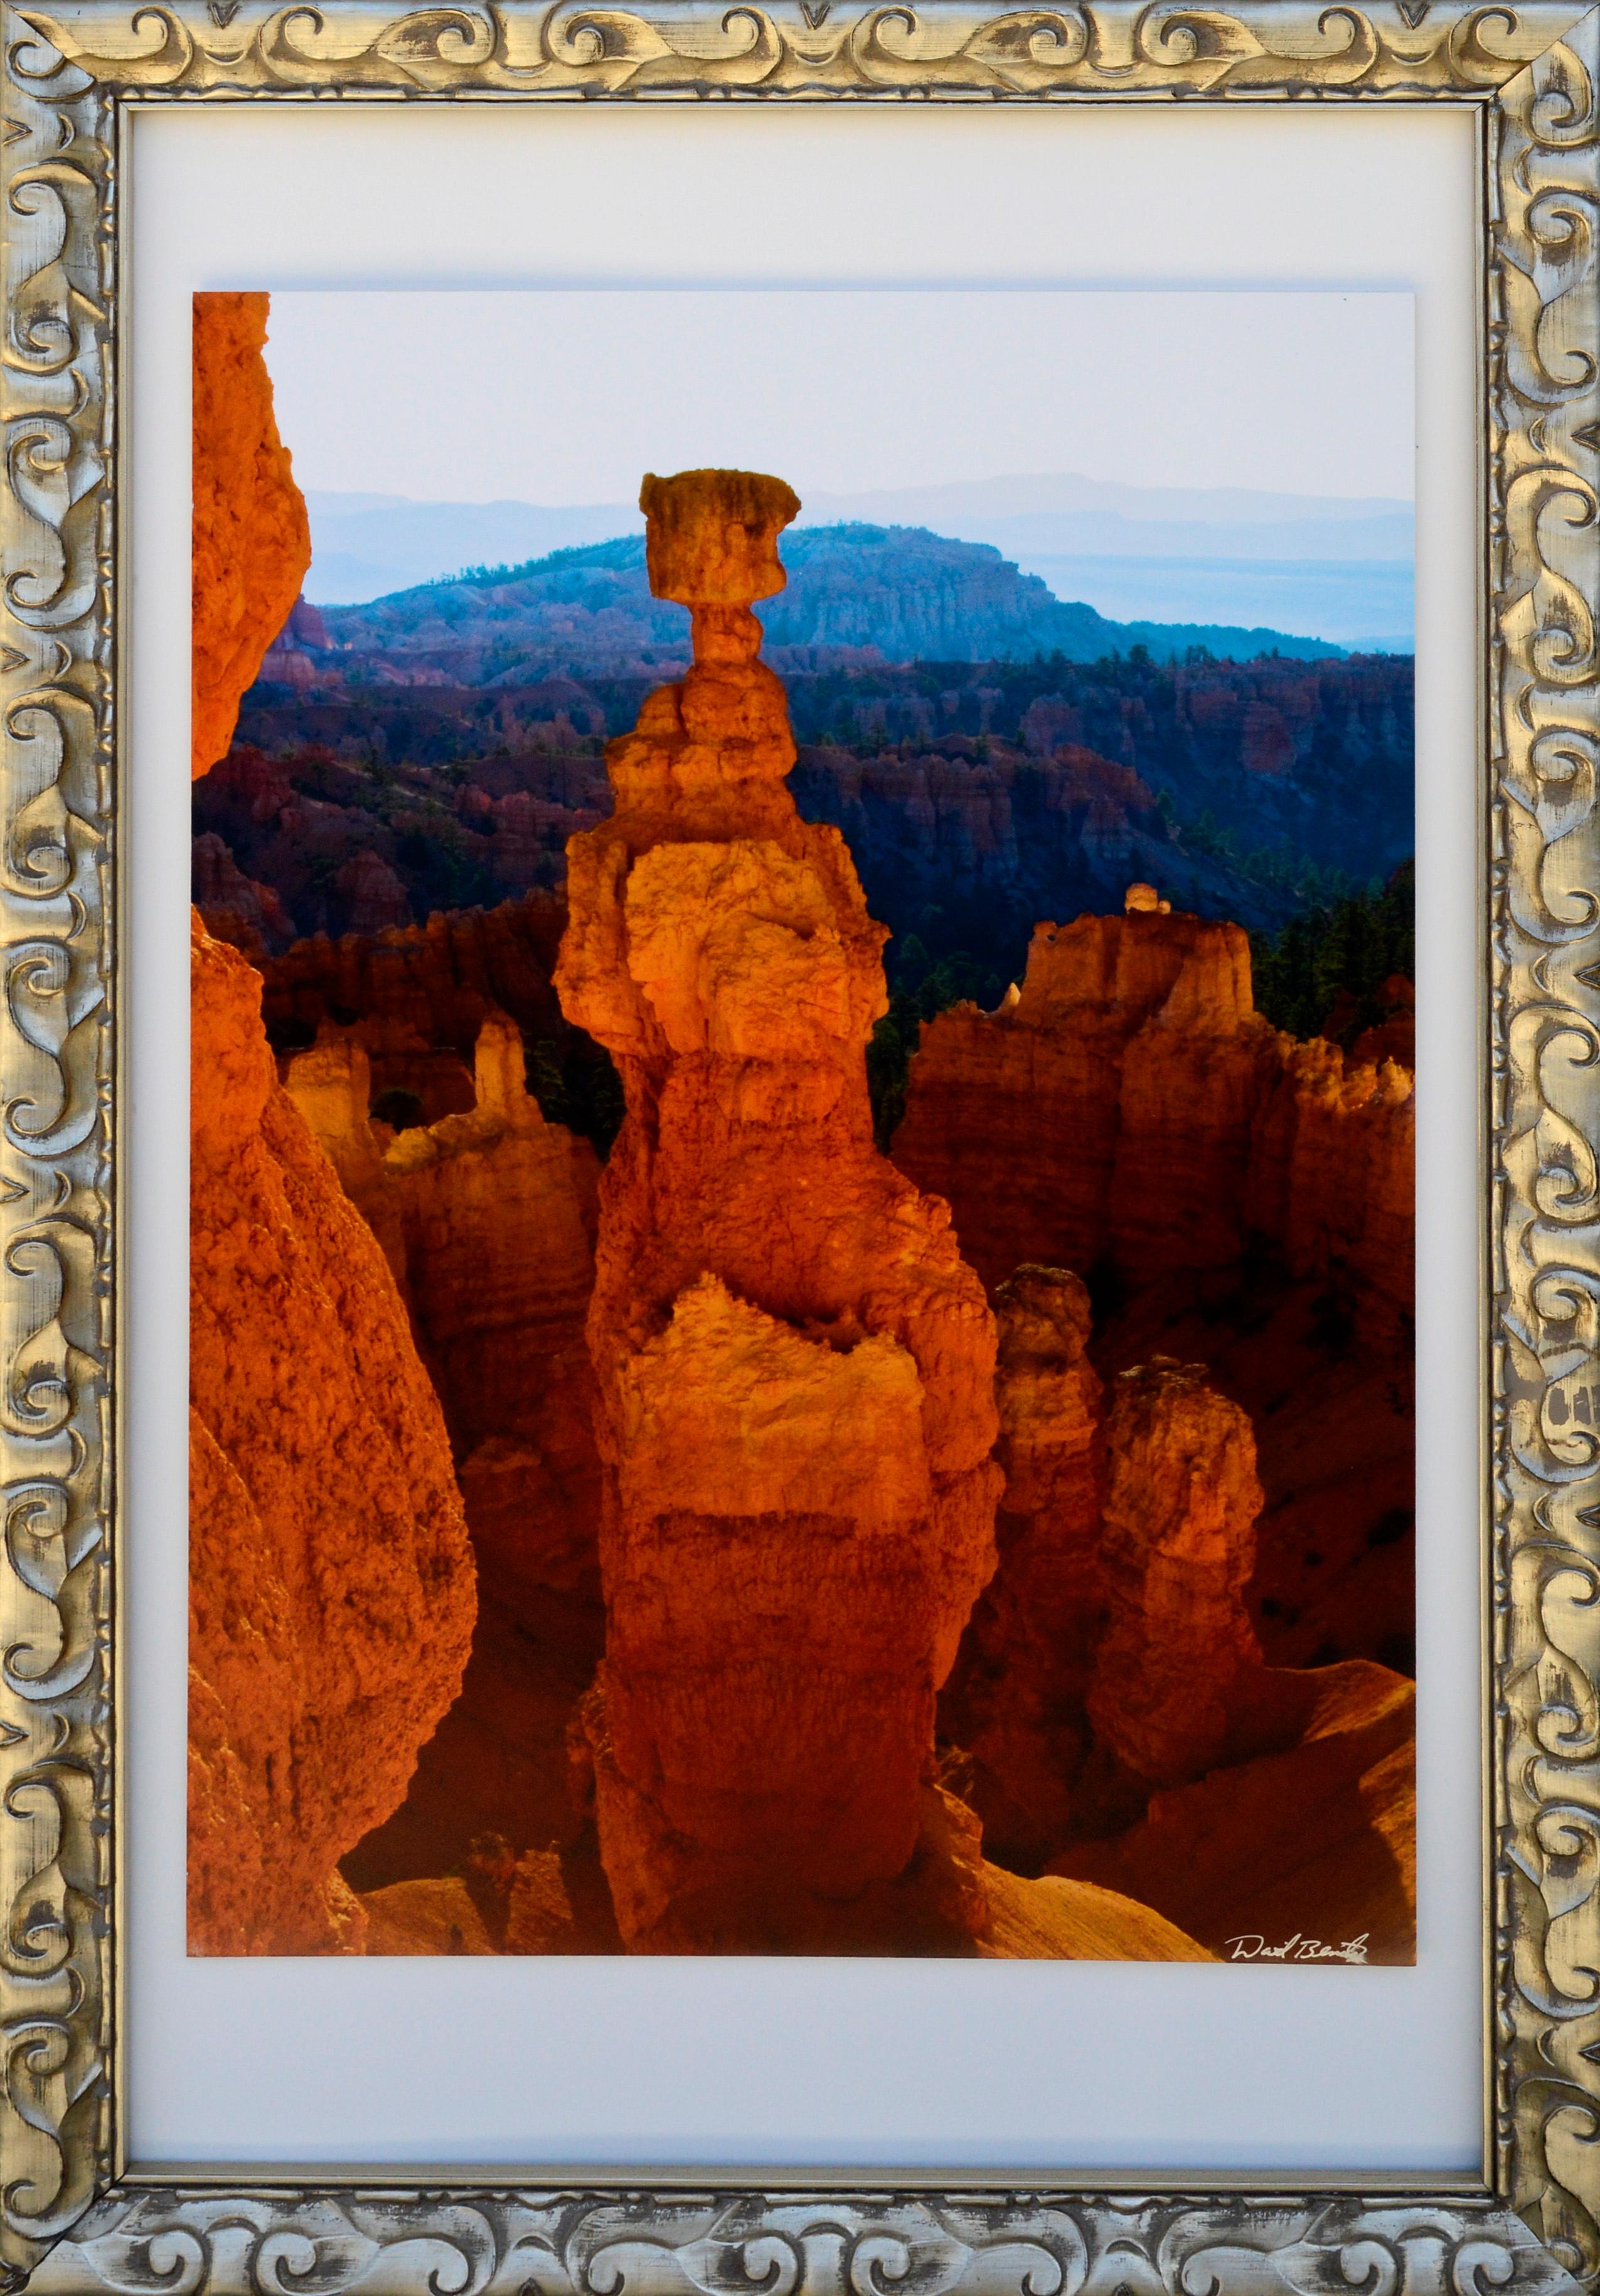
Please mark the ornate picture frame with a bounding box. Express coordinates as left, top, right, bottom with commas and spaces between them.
2, 3, 1596, 2288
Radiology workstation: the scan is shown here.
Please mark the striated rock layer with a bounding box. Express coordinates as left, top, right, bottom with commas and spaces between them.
554, 470, 1008, 1953
191, 294, 311, 779
189, 921, 476, 1952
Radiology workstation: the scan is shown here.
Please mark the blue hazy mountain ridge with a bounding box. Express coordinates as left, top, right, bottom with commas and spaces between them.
1015, 554, 1415, 657
321, 525, 1350, 671
302, 476, 1416, 647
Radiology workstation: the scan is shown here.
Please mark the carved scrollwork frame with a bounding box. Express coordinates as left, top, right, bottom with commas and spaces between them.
1, 2, 1596, 2288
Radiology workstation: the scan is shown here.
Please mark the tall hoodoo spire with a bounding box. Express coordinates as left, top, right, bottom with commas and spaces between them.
555, 469, 1004, 1952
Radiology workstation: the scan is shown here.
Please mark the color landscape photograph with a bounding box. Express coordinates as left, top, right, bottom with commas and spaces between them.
188, 289, 1417, 1961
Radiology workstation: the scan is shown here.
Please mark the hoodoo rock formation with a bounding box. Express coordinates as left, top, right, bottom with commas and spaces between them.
189, 302, 1412, 1961
191, 294, 311, 779
247, 888, 587, 1146
1087, 1361, 1266, 1787
553, 470, 1201, 1957
260, 891, 570, 1068
553, 469, 1001, 1951
189, 289, 476, 1952
189, 921, 476, 1953
941, 1329, 1416, 1955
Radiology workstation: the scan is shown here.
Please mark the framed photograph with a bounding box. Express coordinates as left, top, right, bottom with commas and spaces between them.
1, 3, 1596, 2289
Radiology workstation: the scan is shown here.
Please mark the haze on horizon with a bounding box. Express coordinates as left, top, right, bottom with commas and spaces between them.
260, 288, 1415, 508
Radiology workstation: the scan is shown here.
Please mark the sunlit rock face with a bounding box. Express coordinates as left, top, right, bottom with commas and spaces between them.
555, 470, 1006, 1953
1087, 1359, 1266, 1788
191, 293, 311, 780
188, 920, 476, 1953
893, 907, 1413, 1310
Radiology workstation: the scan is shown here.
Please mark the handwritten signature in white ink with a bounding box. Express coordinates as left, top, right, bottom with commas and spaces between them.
1224, 1932, 1370, 1965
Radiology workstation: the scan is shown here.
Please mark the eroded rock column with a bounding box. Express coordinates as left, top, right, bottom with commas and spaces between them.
556, 470, 1003, 1952
1087, 1358, 1264, 1787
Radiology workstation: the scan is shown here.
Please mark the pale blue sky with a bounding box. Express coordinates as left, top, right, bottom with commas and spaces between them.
260, 289, 1414, 509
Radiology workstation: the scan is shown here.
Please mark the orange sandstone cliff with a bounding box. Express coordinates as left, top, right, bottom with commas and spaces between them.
188, 290, 475, 1953
189, 923, 476, 1952
191, 294, 311, 780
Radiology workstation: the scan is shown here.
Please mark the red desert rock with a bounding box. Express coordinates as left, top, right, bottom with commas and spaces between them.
894, 899, 1416, 1680
259, 888, 572, 1114
893, 905, 1413, 1310
1051, 1662, 1416, 1961
1087, 1359, 1266, 1787
549, 471, 1209, 1962
189, 290, 476, 1953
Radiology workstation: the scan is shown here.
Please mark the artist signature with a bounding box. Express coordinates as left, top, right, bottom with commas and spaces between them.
1225, 1932, 1370, 1965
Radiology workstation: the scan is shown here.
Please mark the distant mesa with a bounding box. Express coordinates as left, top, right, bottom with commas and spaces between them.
310, 523, 1351, 675
299, 473, 1416, 625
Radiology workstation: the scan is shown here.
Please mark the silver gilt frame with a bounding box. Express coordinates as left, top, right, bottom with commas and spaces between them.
2, 4, 1597, 2288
